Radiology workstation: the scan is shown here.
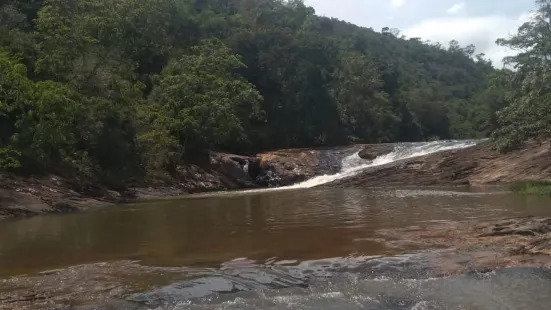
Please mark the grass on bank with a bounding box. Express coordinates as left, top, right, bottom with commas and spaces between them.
510, 180, 551, 196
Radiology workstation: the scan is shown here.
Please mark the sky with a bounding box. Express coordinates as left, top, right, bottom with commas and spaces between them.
303, 0, 536, 66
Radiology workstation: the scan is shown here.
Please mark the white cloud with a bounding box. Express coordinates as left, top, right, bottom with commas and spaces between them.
404, 13, 530, 66
446, 2, 465, 14
390, 0, 405, 8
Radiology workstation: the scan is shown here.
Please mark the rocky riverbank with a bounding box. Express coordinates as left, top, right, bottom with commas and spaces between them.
0, 147, 351, 219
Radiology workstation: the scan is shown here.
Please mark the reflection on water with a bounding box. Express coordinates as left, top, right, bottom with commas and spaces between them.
1, 187, 551, 277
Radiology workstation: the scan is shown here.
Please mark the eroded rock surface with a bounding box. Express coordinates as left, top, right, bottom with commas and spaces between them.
0, 174, 117, 220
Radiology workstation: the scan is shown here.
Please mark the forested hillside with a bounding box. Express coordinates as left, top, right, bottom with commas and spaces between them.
0, 0, 509, 184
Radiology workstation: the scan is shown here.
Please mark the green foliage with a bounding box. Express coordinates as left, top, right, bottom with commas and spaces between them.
148, 39, 262, 153
0, 51, 34, 168
18, 81, 80, 165
0, 0, 509, 185
137, 128, 180, 176
0, 50, 87, 173
331, 51, 398, 142
0, 147, 21, 169
511, 180, 551, 196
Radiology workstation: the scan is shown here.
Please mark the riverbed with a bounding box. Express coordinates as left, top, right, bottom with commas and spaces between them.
2, 187, 551, 309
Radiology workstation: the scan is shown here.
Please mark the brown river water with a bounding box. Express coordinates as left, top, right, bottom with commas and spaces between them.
2, 186, 551, 309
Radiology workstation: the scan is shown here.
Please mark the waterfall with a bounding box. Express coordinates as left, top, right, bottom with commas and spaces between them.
188, 140, 478, 197
285, 140, 477, 189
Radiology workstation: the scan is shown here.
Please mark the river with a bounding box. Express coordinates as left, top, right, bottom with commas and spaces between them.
2, 141, 551, 309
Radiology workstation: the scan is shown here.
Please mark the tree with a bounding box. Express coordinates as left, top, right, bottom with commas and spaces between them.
497, 0, 551, 69
0, 51, 31, 168
492, 0, 551, 151
382, 27, 400, 37
147, 39, 262, 155
0, 51, 82, 171
331, 52, 398, 142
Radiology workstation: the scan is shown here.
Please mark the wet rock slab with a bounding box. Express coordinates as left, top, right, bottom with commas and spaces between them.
377, 216, 551, 273
4, 255, 551, 309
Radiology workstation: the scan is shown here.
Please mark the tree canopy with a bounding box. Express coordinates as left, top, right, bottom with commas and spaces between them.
0, 0, 516, 183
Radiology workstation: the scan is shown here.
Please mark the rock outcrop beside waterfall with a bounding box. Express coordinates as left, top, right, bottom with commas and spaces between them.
254, 148, 348, 186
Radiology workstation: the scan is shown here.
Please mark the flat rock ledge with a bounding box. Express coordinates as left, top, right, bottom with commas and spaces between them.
376, 216, 551, 275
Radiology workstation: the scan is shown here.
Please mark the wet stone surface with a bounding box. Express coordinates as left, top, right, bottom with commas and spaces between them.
4, 258, 551, 309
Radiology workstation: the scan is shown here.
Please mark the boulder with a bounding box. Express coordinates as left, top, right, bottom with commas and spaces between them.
358, 144, 395, 160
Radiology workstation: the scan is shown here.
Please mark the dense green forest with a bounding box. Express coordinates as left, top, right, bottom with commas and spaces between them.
0, 0, 546, 185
